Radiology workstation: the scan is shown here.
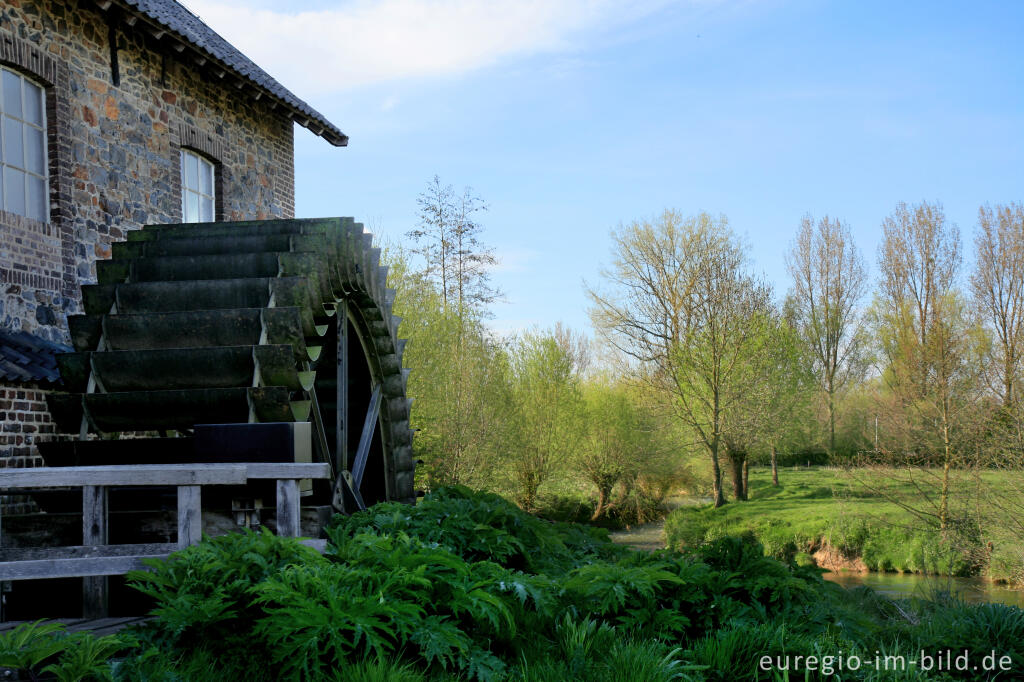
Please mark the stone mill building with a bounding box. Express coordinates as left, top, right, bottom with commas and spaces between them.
0, 0, 347, 467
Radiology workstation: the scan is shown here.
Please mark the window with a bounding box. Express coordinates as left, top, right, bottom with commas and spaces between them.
0, 67, 47, 222
180, 149, 215, 222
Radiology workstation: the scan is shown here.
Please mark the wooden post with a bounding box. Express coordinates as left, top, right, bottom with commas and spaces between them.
82, 485, 108, 618
337, 303, 349, 475
276, 479, 300, 537
177, 485, 201, 549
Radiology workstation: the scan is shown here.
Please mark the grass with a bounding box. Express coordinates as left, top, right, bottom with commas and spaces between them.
664, 467, 1024, 583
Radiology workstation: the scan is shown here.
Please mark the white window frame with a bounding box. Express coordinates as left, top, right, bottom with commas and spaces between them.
180, 148, 216, 223
0, 66, 48, 222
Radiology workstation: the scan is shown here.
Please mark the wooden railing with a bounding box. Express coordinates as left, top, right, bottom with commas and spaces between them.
0, 462, 331, 617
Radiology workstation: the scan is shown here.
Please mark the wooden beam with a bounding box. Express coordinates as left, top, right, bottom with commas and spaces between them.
0, 463, 249, 488
0, 555, 168, 581
352, 385, 382, 490
245, 462, 331, 480
276, 479, 300, 537
177, 485, 201, 549
337, 303, 349, 475
0, 543, 177, 562
82, 485, 108, 618
124, 15, 137, 27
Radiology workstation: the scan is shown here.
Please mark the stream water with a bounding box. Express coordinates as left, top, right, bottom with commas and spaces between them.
824, 572, 1024, 608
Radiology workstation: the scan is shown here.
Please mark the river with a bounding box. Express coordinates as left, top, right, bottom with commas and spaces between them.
824, 572, 1024, 608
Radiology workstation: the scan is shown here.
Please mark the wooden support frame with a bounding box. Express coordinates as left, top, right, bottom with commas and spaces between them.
0, 463, 331, 617
352, 384, 382, 490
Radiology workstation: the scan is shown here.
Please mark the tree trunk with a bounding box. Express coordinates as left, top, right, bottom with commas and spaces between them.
828, 388, 836, 456
742, 459, 749, 499
939, 419, 952, 531
771, 443, 779, 486
710, 441, 726, 507
591, 484, 612, 521
726, 448, 746, 501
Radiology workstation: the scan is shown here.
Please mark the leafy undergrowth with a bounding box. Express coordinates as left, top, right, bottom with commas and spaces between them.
4, 485, 1024, 680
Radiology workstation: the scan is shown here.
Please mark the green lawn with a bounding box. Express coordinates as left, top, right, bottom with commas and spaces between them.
664, 467, 1024, 583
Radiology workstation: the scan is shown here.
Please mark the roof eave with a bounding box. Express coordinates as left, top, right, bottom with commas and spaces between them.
103, 0, 348, 147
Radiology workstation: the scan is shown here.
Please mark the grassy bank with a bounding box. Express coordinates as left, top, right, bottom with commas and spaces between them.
664, 468, 1024, 583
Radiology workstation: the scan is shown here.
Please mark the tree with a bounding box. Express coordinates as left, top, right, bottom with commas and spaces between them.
506, 328, 585, 511
874, 200, 978, 530
588, 210, 773, 507
971, 202, 1024, 409
406, 175, 498, 314
386, 245, 513, 490
786, 215, 868, 455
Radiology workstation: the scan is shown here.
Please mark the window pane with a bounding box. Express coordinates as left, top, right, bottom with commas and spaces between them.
25, 126, 44, 174
199, 159, 213, 196
2, 71, 21, 119
184, 152, 199, 191
199, 195, 213, 222
23, 82, 42, 126
3, 118, 23, 168
186, 191, 199, 222
4, 167, 25, 215
27, 175, 45, 222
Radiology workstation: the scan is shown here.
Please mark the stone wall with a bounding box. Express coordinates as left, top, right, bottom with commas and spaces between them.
0, 0, 297, 342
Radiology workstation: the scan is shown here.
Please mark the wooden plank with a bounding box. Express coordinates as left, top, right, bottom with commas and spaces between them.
0, 618, 87, 632
352, 385, 381, 489
0, 464, 248, 489
0, 543, 177, 562
245, 462, 331, 480
0, 555, 169, 580
82, 485, 109, 619
177, 486, 201, 549
0, 617, 152, 636
276, 479, 300, 537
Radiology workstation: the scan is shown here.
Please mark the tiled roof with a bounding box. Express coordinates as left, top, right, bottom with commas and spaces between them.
118, 0, 348, 147
0, 331, 71, 384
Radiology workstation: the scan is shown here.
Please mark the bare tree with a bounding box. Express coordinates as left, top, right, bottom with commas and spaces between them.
451, 186, 499, 311
407, 176, 498, 314
971, 202, 1024, 408
786, 215, 868, 455
588, 210, 773, 507
408, 175, 455, 306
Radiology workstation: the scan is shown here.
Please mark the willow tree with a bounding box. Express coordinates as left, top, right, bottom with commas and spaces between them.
506, 328, 585, 511
588, 210, 773, 507
786, 215, 868, 455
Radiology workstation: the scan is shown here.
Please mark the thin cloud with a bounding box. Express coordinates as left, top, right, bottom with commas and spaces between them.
184, 0, 679, 96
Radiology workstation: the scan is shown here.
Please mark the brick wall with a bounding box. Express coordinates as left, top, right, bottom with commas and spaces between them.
0, 384, 53, 468
0, 0, 298, 343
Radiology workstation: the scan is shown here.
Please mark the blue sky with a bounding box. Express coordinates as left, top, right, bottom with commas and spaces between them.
188, 0, 1024, 336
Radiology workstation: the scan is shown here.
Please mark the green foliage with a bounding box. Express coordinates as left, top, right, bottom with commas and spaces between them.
0, 620, 131, 682
0, 619, 69, 672
41, 632, 126, 681
7, 484, 1003, 681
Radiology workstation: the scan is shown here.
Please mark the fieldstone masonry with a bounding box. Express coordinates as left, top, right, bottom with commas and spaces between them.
0, 0, 296, 343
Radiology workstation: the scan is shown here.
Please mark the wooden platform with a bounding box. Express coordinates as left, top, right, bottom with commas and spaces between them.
0, 616, 151, 637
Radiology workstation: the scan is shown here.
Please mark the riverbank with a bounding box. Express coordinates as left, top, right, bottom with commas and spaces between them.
663, 467, 1024, 585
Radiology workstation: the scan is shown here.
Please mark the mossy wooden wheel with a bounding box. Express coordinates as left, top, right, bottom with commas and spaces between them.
46, 218, 414, 510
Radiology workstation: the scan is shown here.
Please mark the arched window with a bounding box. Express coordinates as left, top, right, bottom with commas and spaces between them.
0, 66, 47, 222
180, 148, 215, 223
